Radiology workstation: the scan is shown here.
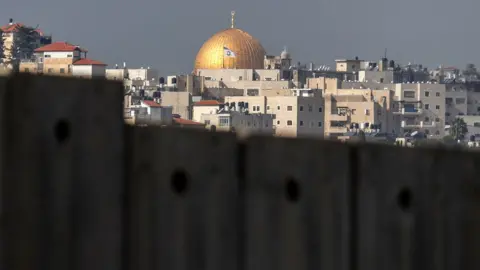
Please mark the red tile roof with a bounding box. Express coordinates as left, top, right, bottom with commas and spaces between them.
73, 58, 107, 66
34, 42, 88, 53
0, 22, 45, 35
141, 100, 162, 107
173, 118, 205, 126
194, 100, 223, 106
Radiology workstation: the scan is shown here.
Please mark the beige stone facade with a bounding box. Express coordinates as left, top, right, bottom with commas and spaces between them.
224, 95, 325, 138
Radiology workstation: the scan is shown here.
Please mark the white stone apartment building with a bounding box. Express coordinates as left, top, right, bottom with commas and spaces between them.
224, 95, 325, 138
192, 100, 223, 122
200, 106, 274, 137
392, 83, 446, 136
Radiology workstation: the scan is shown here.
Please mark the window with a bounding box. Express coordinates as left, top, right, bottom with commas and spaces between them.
404, 91, 415, 98
436, 92, 440, 97
435, 130, 440, 135
456, 98, 466, 104
299, 121, 304, 126
477, 107, 480, 112
219, 116, 230, 127
287, 120, 293, 126
247, 122, 251, 126
318, 122, 322, 127
435, 118, 440, 122
308, 105, 312, 112
299, 106, 304, 111
277, 120, 280, 125
319, 107, 323, 113
425, 91, 430, 97
445, 98, 453, 105
67, 54, 72, 57
351, 109, 356, 115
44, 54, 51, 58
204, 120, 211, 125
424, 104, 429, 109
425, 117, 430, 122
24, 68, 30, 72
436, 105, 440, 110
47, 68, 53, 73
365, 109, 370, 115
60, 68, 65, 74
474, 122, 480, 128
267, 105, 270, 110
287, 106, 293, 111
277, 106, 280, 110
446, 112, 451, 116
425, 129, 430, 135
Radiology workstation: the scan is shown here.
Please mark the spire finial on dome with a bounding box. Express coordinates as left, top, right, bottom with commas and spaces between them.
231, 11, 236, 28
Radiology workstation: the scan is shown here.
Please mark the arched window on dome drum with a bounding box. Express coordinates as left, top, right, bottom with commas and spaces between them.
171, 77, 177, 84
159, 77, 165, 84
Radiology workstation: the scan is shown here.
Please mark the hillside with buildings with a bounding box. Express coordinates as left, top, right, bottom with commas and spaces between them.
2, 15, 480, 147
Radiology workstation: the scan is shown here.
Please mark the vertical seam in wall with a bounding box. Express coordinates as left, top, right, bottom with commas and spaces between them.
348, 145, 359, 270
121, 126, 131, 270
236, 142, 246, 270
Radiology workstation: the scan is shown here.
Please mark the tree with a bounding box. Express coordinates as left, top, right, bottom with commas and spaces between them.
6, 25, 38, 70
0, 28, 4, 65
463, 63, 479, 81
450, 118, 468, 140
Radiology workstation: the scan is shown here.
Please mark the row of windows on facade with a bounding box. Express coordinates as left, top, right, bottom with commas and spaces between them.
404, 90, 443, 98
208, 117, 323, 128
251, 105, 323, 113
24, 67, 67, 73
445, 97, 466, 104
213, 117, 269, 128
276, 120, 323, 127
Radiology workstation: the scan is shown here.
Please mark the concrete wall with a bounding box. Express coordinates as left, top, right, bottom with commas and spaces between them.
1, 73, 479, 270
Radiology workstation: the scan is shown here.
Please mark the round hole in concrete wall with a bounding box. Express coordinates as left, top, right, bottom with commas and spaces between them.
171, 169, 189, 196
397, 187, 413, 211
285, 177, 300, 203
54, 119, 70, 144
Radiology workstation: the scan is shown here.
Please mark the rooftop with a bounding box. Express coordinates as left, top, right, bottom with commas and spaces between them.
35, 42, 88, 53
0, 22, 45, 36
193, 100, 223, 106
173, 118, 205, 126
141, 100, 162, 107
73, 58, 107, 66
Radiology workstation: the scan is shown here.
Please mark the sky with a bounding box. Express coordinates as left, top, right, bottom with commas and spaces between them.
2, 0, 479, 76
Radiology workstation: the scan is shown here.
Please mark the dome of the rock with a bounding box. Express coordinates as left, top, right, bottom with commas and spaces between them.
194, 13, 266, 70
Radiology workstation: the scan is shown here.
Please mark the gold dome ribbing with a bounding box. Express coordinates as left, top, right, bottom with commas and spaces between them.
194, 12, 266, 70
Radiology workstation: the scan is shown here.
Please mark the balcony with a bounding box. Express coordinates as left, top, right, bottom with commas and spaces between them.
329, 114, 348, 121
393, 107, 423, 115
401, 121, 436, 128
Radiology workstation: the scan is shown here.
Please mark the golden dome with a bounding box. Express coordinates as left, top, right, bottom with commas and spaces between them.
194, 14, 266, 70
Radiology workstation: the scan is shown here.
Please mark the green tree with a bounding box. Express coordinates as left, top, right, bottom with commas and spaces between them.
450, 118, 468, 140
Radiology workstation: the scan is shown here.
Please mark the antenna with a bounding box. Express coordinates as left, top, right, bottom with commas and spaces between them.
384, 48, 387, 59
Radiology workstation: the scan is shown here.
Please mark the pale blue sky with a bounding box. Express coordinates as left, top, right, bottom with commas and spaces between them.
2, 0, 478, 76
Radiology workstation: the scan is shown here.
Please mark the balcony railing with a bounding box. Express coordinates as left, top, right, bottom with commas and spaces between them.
329, 114, 348, 121
393, 108, 423, 115
401, 121, 436, 128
